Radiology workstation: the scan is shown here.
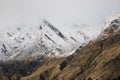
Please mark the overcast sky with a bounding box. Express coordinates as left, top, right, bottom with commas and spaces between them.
0, 0, 120, 28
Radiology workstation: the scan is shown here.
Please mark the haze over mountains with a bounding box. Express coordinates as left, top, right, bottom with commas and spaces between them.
0, 0, 120, 62
0, 19, 98, 61
0, 0, 120, 80
0, 14, 120, 62
0, 14, 120, 80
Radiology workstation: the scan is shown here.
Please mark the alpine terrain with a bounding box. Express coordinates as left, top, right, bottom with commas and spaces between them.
0, 20, 95, 61
0, 14, 120, 80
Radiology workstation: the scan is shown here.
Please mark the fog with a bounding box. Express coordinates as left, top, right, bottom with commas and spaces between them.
0, 0, 120, 30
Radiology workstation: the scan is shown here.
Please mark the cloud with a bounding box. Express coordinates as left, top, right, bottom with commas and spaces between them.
0, 0, 120, 28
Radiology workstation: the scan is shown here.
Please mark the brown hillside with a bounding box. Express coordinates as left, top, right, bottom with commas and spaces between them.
20, 33, 120, 80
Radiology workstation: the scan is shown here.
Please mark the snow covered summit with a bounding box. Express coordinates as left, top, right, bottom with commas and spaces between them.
0, 20, 95, 61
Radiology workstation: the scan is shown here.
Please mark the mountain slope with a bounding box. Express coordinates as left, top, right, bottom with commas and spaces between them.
19, 14, 120, 80
1, 31, 120, 80
0, 15, 120, 80
19, 30, 120, 80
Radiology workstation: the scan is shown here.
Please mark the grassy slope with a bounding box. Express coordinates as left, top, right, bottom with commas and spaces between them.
20, 33, 120, 80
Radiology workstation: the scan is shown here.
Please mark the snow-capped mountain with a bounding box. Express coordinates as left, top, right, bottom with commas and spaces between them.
97, 14, 120, 40
0, 19, 95, 61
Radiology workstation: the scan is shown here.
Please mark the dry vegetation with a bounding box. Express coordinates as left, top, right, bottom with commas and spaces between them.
0, 33, 120, 80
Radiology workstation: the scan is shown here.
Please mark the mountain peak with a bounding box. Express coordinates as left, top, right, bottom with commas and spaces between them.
0, 20, 93, 61
97, 14, 120, 40
104, 14, 120, 33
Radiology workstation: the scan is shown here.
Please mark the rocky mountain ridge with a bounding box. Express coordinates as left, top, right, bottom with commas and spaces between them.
0, 20, 94, 61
